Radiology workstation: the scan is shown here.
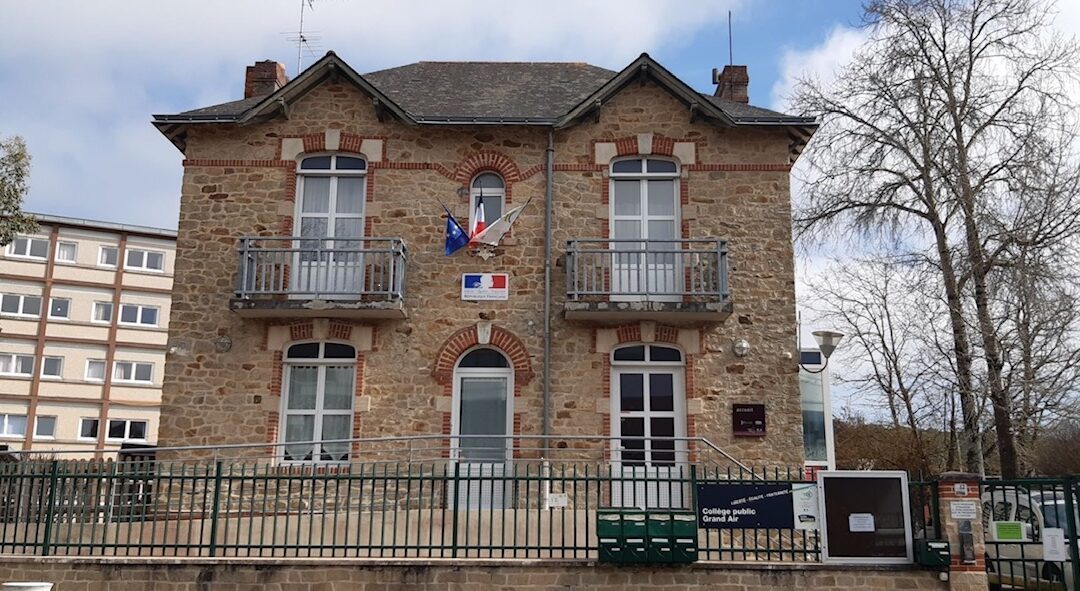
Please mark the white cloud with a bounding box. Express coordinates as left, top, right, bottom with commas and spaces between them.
0, 0, 740, 229
769, 24, 867, 112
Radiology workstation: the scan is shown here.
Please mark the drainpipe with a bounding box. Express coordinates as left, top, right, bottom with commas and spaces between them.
543, 129, 554, 457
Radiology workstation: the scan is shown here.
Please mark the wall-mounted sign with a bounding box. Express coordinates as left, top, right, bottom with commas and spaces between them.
697, 483, 795, 529
848, 513, 876, 532
461, 273, 508, 300
949, 501, 978, 520
792, 483, 820, 531
993, 521, 1024, 542
732, 404, 766, 436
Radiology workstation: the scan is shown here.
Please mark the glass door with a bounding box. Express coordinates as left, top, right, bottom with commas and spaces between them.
452, 349, 514, 509
610, 158, 680, 301
293, 155, 366, 298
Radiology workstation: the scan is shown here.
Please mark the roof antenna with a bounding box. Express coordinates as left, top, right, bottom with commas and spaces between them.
284, 0, 322, 73
728, 10, 734, 66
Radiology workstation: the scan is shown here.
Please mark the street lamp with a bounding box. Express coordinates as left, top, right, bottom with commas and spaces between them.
800, 330, 844, 374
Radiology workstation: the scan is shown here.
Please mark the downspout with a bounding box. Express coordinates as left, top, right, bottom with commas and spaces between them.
543, 129, 554, 457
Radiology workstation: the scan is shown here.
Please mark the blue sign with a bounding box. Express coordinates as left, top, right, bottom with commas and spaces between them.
696, 483, 795, 529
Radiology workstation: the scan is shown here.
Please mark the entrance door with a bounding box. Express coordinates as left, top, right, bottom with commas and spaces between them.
610, 158, 680, 301
452, 348, 514, 509
611, 344, 688, 509
293, 155, 367, 298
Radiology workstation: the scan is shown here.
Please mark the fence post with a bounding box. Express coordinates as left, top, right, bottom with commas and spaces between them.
937, 472, 987, 591
207, 461, 224, 557
40, 460, 60, 556
1063, 477, 1080, 591
451, 462, 461, 559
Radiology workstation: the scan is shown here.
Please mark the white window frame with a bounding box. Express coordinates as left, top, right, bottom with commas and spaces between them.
608, 157, 681, 300
279, 341, 357, 465
450, 347, 515, 464
78, 418, 100, 441
91, 301, 113, 324
469, 173, 506, 232
0, 413, 28, 438
41, 356, 63, 379
55, 241, 78, 263
104, 418, 149, 442
85, 359, 107, 382
112, 361, 154, 384
6, 236, 50, 260
118, 303, 159, 327
34, 415, 57, 440
48, 297, 71, 320
0, 353, 35, 377
124, 248, 166, 273
98, 246, 119, 268
610, 344, 688, 468
1, 293, 42, 318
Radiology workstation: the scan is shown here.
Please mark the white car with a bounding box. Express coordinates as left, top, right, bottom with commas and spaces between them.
982, 486, 1076, 590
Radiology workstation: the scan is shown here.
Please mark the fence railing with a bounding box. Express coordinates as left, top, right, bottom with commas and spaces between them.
565, 239, 729, 301
0, 459, 822, 561
235, 236, 406, 300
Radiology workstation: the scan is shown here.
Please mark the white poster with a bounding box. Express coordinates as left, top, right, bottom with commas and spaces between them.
1043, 528, 1067, 562
791, 483, 820, 530
848, 513, 876, 532
949, 501, 978, 520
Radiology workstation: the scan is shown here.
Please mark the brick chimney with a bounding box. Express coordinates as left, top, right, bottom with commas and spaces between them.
244, 61, 289, 99
712, 65, 749, 103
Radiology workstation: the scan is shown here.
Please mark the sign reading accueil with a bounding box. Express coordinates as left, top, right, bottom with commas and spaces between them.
696, 483, 795, 529
461, 273, 509, 300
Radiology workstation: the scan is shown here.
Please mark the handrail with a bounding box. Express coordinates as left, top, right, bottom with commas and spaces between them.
565, 238, 729, 301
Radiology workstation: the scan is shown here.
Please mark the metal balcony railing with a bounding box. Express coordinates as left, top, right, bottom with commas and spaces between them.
235, 237, 406, 300
566, 239, 729, 301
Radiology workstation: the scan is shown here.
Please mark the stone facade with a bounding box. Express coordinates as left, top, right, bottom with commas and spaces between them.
158, 59, 804, 468
0, 559, 948, 591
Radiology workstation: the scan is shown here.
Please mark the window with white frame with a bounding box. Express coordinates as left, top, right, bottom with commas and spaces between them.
610, 344, 686, 467
113, 361, 153, 384
470, 173, 504, 234
99, 246, 119, 267
105, 418, 148, 441
49, 297, 70, 319
79, 418, 99, 439
280, 342, 356, 463
34, 416, 56, 439
118, 303, 158, 326
7, 237, 49, 260
86, 359, 107, 381
609, 157, 681, 298
452, 347, 513, 463
1, 293, 42, 317
0, 414, 27, 437
56, 241, 77, 263
0, 353, 34, 376
125, 248, 165, 272
92, 301, 113, 323
295, 154, 367, 273
41, 356, 63, 378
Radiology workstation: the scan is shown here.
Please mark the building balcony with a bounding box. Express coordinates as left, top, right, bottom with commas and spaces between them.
564, 239, 731, 323
230, 237, 407, 319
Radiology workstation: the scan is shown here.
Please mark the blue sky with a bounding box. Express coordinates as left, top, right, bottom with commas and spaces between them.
0, 0, 865, 231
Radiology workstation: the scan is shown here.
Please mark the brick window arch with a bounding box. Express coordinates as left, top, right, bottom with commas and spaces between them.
433, 324, 533, 386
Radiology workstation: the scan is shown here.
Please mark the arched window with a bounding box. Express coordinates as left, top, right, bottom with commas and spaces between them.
280, 341, 356, 463
294, 154, 367, 296
452, 347, 512, 462
609, 157, 680, 298
470, 173, 504, 234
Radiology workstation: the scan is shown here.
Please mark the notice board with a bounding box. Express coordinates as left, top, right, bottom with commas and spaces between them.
817, 471, 913, 564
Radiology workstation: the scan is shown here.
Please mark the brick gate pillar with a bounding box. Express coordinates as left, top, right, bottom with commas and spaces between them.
937, 472, 987, 591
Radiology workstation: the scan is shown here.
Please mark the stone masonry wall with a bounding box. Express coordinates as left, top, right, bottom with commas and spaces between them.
160, 78, 803, 467
0, 559, 947, 591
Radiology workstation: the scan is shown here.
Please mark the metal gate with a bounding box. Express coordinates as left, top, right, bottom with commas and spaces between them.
981, 478, 1079, 591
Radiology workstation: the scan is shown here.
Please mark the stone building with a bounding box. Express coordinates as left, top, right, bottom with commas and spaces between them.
0, 213, 175, 455
152, 52, 816, 468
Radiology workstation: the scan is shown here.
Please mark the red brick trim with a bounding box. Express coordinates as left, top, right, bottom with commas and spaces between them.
519, 163, 545, 180
452, 151, 523, 185
553, 164, 604, 172
269, 351, 284, 397
302, 133, 326, 153
289, 322, 314, 341
432, 324, 534, 386
615, 137, 638, 156
339, 132, 365, 155
652, 136, 675, 156
686, 163, 792, 172
368, 161, 456, 180
182, 159, 293, 168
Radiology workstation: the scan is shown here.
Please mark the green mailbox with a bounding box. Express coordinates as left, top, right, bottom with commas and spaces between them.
915, 540, 951, 568
672, 513, 699, 563
597, 510, 698, 565
647, 513, 674, 563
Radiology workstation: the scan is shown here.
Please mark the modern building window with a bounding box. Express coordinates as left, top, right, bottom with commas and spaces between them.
92, 301, 113, 323
86, 359, 107, 381
609, 157, 680, 298
99, 246, 119, 267
41, 356, 63, 378
452, 347, 513, 463
469, 173, 504, 233
49, 297, 70, 319
125, 248, 165, 272
799, 349, 833, 468
1, 294, 42, 317
7, 237, 49, 260
0, 353, 34, 376
56, 241, 77, 263
281, 341, 356, 463
34, 416, 56, 439
118, 303, 158, 326
0, 414, 28, 438
294, 154, 367, 295
79, 418, 100, 439
105, 419, 148, 441
113, 361, 153, 384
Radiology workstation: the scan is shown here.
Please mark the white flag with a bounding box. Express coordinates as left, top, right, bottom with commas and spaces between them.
470, 201, 529, 246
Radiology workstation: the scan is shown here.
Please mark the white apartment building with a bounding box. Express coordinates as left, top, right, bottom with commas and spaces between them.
0, 213, 175, 455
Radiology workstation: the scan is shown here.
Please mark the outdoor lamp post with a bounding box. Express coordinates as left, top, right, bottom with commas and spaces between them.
800, 330, 844, 374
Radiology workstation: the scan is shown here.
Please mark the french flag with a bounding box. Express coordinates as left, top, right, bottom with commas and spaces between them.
464, 274, 506, 289
470, 196, 486, 240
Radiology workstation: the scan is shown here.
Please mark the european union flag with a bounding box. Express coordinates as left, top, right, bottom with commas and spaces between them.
444, 205, 469, 255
